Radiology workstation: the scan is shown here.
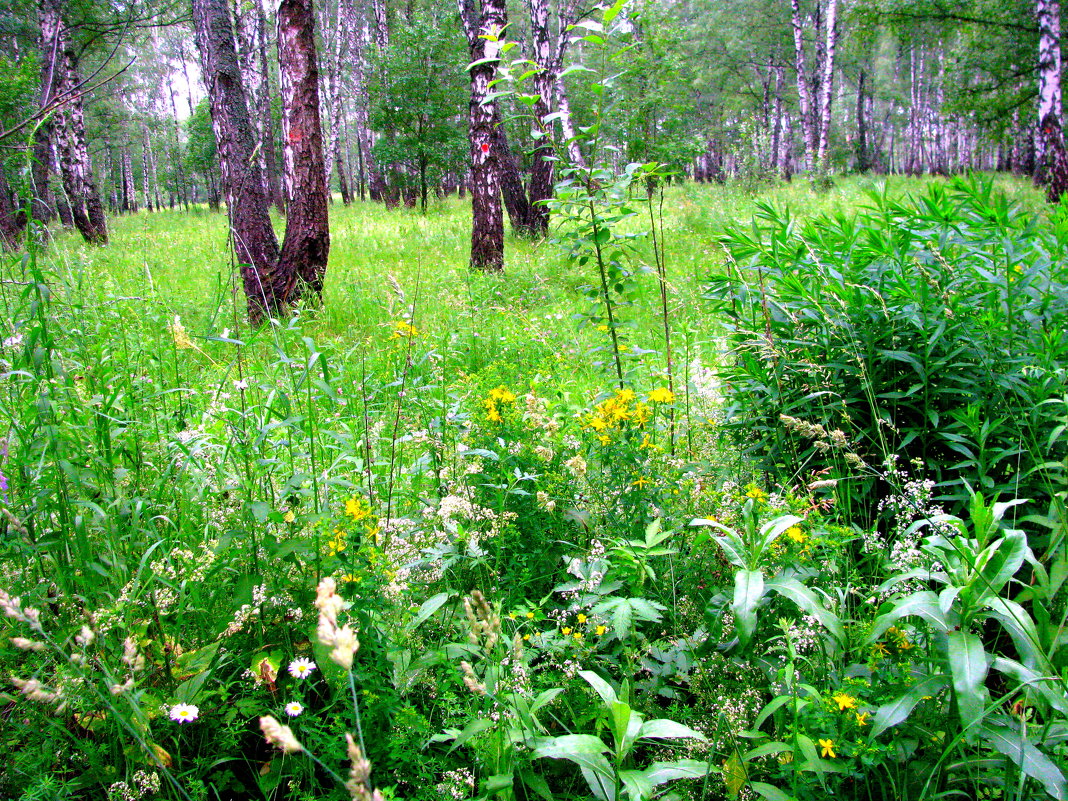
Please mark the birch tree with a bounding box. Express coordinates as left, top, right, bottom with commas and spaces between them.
191, 0, 329, 321
458, 0, 506, 271
1036, 0, 1068, 201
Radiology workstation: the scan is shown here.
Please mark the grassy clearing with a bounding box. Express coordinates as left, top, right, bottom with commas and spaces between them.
1, 172, 1062, 801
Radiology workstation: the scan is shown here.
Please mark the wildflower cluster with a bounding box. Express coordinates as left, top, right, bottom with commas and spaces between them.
483, 386, 517, 424
582, 388, 652, 443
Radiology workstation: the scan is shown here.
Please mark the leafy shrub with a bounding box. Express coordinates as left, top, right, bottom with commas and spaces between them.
706, 177, 1068, 536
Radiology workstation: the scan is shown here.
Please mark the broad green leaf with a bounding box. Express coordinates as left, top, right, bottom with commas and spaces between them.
948, 631, 990, 736
580, 670, 618, 707
533, 734, 610, 758
638, 718, 706, 741
483, 774, 513, 794
610, 700, 643, 757
601, 0, 627, 24
445, 718, 494, 753
871, 674, 948, 737
974, 529, 1028, 602
519, 770, 554, 801
618, 769, 654, 801
759, 514, 803, 553
765, 576, 844, 642
982, 724, 1068, 800
733, 569, 764, 647
867, 591, 953, 643
723, 751, 746, 799
643, 759, 711, 785
992, 657, 1068, 715
743, 741, 793, 760
750, 782, 798, 801
406, 591, 453, 631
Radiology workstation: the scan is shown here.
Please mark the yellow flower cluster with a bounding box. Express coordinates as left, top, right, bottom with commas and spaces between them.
390, 321, 419, 339
647, 387, 674, 404
582, 388, 653, 438
483, 386, 517, 424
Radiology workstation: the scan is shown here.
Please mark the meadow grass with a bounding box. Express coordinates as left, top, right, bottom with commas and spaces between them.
1, 171, 1061, 801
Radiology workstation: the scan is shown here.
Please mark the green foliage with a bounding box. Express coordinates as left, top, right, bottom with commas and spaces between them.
2, 173, 1066, 801
707, 176, 1068, 530
369, 7, 468, 211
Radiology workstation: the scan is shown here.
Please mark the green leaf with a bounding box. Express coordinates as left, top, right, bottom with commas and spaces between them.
981, 724, 1068, 800
601, 0, 627, 24
975, 529, 1028, 601
750, 782, 798, 801
445, 718, 494, 753
643, 759, 711, 785
618, 770, 654, 801
733, 569, 764, 647
406, 591, 453, 631
533, 734, 610, 758
483, 774, 513, 794
947, 631, 990, 736
867, 591, 953, 643
723, 752, 746, 799
519, 770, 554, 801
638, 719, 706, 741
580, 670, 619, 707
765, 576, 844, 642
871, 674, 948, 737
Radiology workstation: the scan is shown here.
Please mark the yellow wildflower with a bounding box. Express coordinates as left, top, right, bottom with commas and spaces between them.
597, 434, 610, 446
832, 692, 857, 711
562, 627, 572, 635
871, 642, 889, 657
632, 476, 649, 489
489, 386, 516, 403
786, 526, 807, 544
648, 387, 675, 404
573, 632, 583, 641
855, 712, 869, 726
345, 497, 370, 521
283, 510, 296, 524
577, 614, 587, 624
526, 612, 535, 619
586, 416, 607, 432
390, 321, 419, 339
595, 625, 607, 636
633, 403, 652, 425
615, 389, 636, 404
745, 486, 768, 502
819, 739, 836, 758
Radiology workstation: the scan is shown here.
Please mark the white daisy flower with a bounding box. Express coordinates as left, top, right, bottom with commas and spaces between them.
169, 703, 199, 723
284, 701, 304, 717
288, 658, 317, 679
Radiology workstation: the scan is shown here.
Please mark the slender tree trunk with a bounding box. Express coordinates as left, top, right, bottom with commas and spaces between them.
192, 0, 281, 319
54, 27, 107, 243
32, 0, 63, 225
790, 0, 817, 174
493, 112, 535, 236
1036, 0, 1068, 201
142, 125, 154, 211
459, 0, 506, 271
526, 0, 555, 236
277, 0, 330, 297
814, 0, 838, 171
856, 68, 869, 172
168, 85, 190, 210
121, 145, 137, 213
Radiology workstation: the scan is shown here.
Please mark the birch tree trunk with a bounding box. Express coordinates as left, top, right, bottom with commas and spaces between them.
526, 0, 555, 236
54, 27, 107, 243
32, 0, 63, 224
1036, 0, 1068, 202
814, 0, 837, 171
493, 111, 534, 235
458, 0, 505, 271
790, 0, 817, 174
277, 0, 330, 297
